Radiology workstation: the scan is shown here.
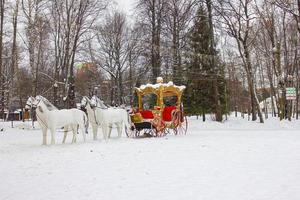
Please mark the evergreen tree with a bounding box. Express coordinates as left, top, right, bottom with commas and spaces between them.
184, 3, 228, 120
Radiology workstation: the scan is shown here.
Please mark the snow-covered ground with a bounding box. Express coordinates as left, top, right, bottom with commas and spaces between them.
1, 115, 300, 200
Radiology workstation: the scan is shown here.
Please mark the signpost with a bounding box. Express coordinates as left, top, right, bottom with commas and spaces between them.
286, 87, 296, 100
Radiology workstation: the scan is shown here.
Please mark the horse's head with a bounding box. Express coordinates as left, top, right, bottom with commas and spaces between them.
25, 96, 44, 110
34, 96, 43, 107
91, 95, 107, 109
81, 96, 88, 108
90, 96, 97, 108
25, 96, 36, 109
81, 96, 92, 109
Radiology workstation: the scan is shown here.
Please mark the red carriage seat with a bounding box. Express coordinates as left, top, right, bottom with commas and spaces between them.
162, 106, 177, 121
140, 110, 154, 119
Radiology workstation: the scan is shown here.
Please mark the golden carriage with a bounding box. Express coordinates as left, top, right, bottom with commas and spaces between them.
126, 77, 187, 137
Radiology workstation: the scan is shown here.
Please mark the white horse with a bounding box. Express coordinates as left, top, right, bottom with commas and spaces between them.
90, 95, 108, 109
25, 96, 79, 144
26, 96, 88, 145
81, 96, 131, 140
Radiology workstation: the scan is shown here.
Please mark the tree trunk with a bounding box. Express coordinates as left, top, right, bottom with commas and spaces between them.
8, 0, 19, 114
150, 0, 162, 82
207, 0, 222, 122
171, 12, 181, 84
244, 45, 263, 123
129, 50, 133, 104
296, 59, 299, 119
118, 71, 123, 105
0, 0, 4, 119
110, 77, 115, 105
296, 84, 299, 120
213, 79, 222, 122
253, 83, 264, 123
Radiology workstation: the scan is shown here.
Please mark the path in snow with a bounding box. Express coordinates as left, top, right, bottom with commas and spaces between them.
0, 116, 300, 200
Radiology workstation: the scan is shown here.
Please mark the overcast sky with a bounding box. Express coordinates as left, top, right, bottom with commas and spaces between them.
115, 0, 135, 14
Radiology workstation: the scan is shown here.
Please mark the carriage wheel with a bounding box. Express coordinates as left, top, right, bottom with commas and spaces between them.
125, 125, 156, 138
153, 126, 166, 137
125, 125, 139, 138
172, 111, 188, 135
163, 127, 172, 135
144, 128, 156, 137
132, 128, 157, 138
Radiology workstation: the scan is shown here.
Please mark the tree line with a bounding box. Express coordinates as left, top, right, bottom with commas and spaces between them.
0, 0, 299, 122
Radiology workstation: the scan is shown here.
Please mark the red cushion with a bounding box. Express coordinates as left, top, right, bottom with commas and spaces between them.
140, 110, 154, 119
162, 106, 177, 121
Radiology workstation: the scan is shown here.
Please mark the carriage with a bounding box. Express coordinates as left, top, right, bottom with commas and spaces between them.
126, 77, 188, 137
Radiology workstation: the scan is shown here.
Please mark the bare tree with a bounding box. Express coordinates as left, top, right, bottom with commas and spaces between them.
254, 1, 279, 117
165, 0, 196, 84
215, 0, 264, 123
50, 0, 107, 108
255, 1, 300, 120
136, 0, 168, 82
0, 0, 5, 119
91, 11, 131, 105
7, 0, 20, 113
126, 24, 147, 102
22, 0, 44, 97
272, 0, 300, 34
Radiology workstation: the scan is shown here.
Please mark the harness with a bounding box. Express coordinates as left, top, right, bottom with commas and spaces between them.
82, 97, 110, 127
36, 111, 48, 129
25, 103, 32, 108
28, 98, 48, 129
82, 98, 99, 126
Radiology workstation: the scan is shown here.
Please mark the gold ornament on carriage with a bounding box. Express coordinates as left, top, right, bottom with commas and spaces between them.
127, 77, 187, 137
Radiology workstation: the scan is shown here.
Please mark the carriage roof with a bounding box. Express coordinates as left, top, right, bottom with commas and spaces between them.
134, 80, 186, 108
135, 81, 185, 96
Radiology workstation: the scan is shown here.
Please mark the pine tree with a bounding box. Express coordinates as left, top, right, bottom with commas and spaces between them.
184, 4, 228, 120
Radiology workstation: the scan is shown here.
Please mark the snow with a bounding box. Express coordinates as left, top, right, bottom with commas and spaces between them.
138, 81, 186, 91
1, 115, 300, 200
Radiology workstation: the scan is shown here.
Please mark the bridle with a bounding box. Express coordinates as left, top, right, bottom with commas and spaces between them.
92, 96, 108, 109
81, 97, 92, 109
26, 97, 35, 109
33, 97, 48, 128
81, 96, 100, 126
25, 97, 47, 128
25, 102, 32, 108
82, 96, 106, 110
33, 99, 42, 108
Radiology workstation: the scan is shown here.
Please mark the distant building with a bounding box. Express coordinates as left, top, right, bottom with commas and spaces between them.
76, 62, 97, 77
1, 109, 30, 121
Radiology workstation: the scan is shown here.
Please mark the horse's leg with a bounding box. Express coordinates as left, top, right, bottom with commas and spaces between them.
50, 127, 56, 145
42, 127, 47, 145
102, 125, 108, 140
71, 125, 77, 143
80, 123, 86, 142
92, 124, 98, 140
62, 126, 68, 144
117, 123, 122, 138
108, 124, 112, 138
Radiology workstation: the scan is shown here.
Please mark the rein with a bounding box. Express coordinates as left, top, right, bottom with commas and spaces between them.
83, 97, 99, 126
34, 99, 48, 128
36, 111, 48, 129
82, 97, 109, 126
25, 103, 32, 107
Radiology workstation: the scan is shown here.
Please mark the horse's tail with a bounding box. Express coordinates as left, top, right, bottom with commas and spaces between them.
83, 112, 89, 134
